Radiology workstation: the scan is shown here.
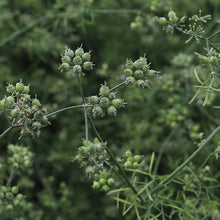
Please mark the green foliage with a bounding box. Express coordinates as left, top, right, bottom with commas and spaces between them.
0, 0, 220, 219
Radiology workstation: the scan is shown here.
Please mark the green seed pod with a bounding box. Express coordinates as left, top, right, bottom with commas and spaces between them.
1, 98, 9, 108
168, 10, 178, 23
142, 64, 150, 73
124, 68, 133, 77
133, 162, 139, 169
74, 155, 82, 163
99, 84, 110, 96
107, 106, 117, 117
0, 192, 4, 199
125, 76, 135, 86
88, 96, 99, 105
102, 185, 110, 192
32, 98, 40, 106
92, 181, 100, 189
32, 121, 42, 130
148, 70, 155, 78
6, 204, 13, 211
1, 186, 7, 193
65, 49, 74, 58
133, 155, 141, 162
130, 22, 139, 29
62, 55, 71, 63
107, 178, 115, 186
99, 178, 106, 185
11, 186, 19, 194
108, 92, 117, 99
6, 192, 13, 200
134, 70, 144, 79
72, 65, 82, 74
124, 161, 132, 168
158, 17, 167, 26
41, 116, 49, 125
16, 194, 23, 201
125, 59, 134, 69
92, 106, 104, 117
7, 84, 15, 93
100, 171, 107, 179
85, 166, 95, 175
73, 56, 83, 65
83, 61, 93, 71
23, 85, 30, 94
99, 97, 110, 108
112, 98, 124, 108
82, 52, 91, 61
136, 80, 145, 88
75, 47, 84, 56
135, 16, 143, 24
7, 96, 15, 105
61, 63, 70, 72
24, 160, 31, 167
125, 150, 132, 158
16, 82, 24, 93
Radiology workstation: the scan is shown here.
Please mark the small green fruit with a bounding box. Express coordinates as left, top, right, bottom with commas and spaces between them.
107, 106, 117, 117
83, 61, 93, 71
73, 56, 83, 65
107, 178, 115, 186
99, 84, 110, 96
82, 52, 91, 61
16, 82, 24, 93
99, 97, 110, 108
125, 150, 132, 158
75, 47, 84, 56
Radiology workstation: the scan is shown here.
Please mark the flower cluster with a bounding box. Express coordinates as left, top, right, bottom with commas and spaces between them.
73, 138, 115, 192
60, 46, 94, 74
88, 83, 126, 117
124, 56, 158, 89
0, 81, 49, 138
0, 185, 25, 213
7, 144, 33, 171
122, 150, 143, 169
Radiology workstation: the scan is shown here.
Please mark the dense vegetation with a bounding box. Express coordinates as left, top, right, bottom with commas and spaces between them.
0, 0, 220, 219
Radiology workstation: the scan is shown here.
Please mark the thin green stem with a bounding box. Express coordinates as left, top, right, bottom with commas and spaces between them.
109, 81, 126, 93
208, 29, 220, 39
76, 74, 89, 146
46, 104, 92, 117
87, 113, 145, 203
0, 126, 13, 140
151, 125, 220, 195
6, 169, 17, 187
153, 129, 176, 175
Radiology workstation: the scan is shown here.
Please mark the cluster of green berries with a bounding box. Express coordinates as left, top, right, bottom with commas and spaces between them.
196, 48, 220, 66
130, 16, 143, 30
159, 104, 188, 128
0, 81, 49, 138
0, 185, 25, 213
60, 46, 94, 74
73, 138, 115, 192
7, 144, 33, 171
157, 10, 186, 34
88, 83, 126, 117
122, 150, 143, 169
123, 56, 157, 89
189, 124, 203, 141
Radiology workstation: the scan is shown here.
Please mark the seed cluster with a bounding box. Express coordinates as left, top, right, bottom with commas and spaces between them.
124, 56, 157, 89
122, 150, 143, 169
60, 46, 94, 74
0, 81, 49, 138
0, 185, 25, 213
7, 144, 33, 170
73, 138, 115, 192
88, 83, 126, 117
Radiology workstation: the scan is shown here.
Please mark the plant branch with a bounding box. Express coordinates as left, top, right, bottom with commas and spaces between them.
151, 125, 220, 195
87, 113, 145, 203
0, 126, 13, 140
46, 104, 92, 117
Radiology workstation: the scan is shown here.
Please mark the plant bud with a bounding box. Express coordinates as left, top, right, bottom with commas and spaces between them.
99, 97, 110, 107
107, 106, 117, 117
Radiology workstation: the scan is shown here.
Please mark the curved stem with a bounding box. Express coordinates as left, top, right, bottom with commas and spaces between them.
151, 125, 220, 195
46, 104, 92, 117
76, 74, 89, 146
0, 126, 13, 140
6, 169, 17, 187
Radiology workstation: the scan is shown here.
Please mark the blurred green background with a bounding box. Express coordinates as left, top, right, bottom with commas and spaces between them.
0, 0, 220, 219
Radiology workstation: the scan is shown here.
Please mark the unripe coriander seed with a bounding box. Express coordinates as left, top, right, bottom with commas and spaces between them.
16, 82, 24, 93
168, 10, 178, 23
65, 49, 74, 58
75, 47, 84, 56
62, 55, 71, 63
125, 150, 132, 158
82, 52, 91, 61
83, 61, 93, 71
72, 65, 82, 74
99, 84, 110, 96
88, 96, 99, 105
1, 98, 9, 108
99, 97, 110, 108
125, 77, 135, 86
107, 106, 117, 117
158, 17, 167, 26
73, 56, 83, 65
112, 98, 124, 108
